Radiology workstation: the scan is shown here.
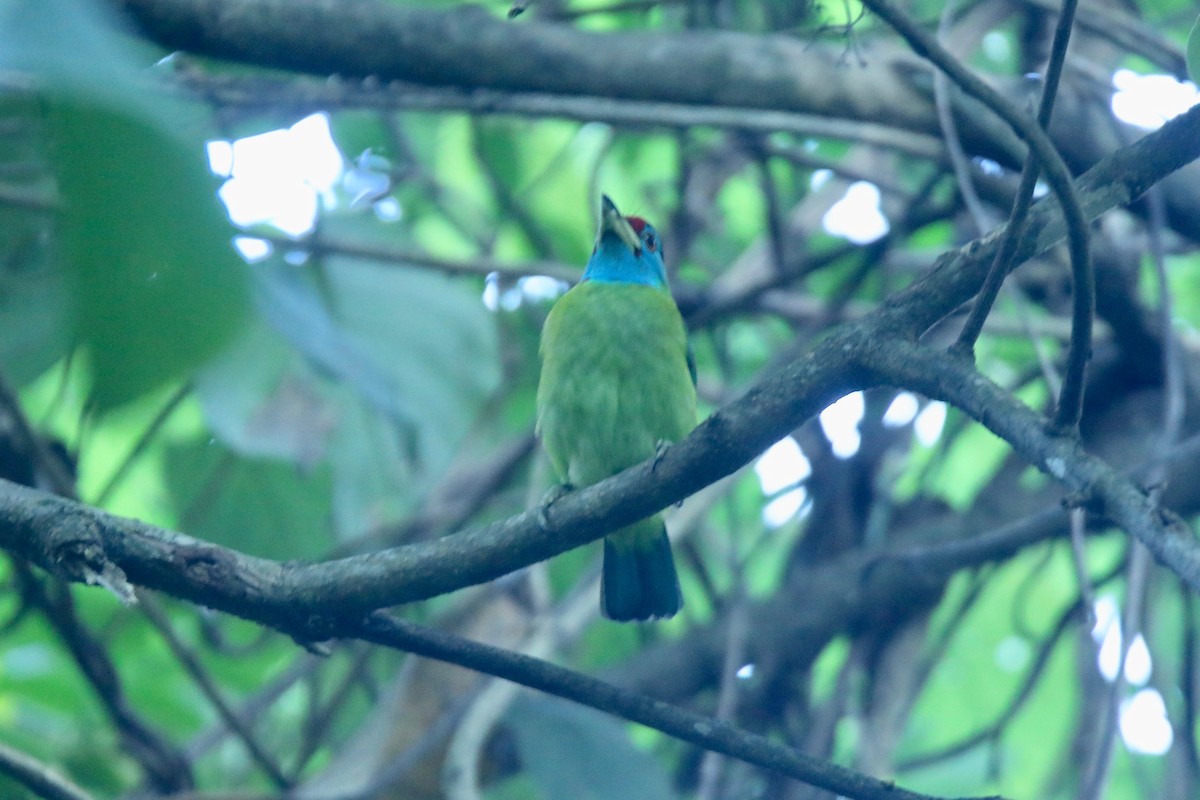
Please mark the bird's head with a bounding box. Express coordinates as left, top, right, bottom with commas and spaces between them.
582, 195, 667, 288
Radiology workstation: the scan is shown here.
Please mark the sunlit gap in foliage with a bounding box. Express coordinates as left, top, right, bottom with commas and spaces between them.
1092, 594, 1172, 756
974, 156, 1004, 176
912, 401, 946, 447
754, 436, 812, 529
344, 150, 402, 219
1121, 690, 1174, 756
980, 30, 1012, 64
206, 113, 347, 259
882, 391, 920, 428
886, 391, 947, 447
482, 273, 568, 312
819, 391, 864, 459
818, 178, 890, 245
1110, 68, 1199, 130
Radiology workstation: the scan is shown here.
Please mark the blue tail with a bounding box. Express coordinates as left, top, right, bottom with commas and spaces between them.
601, 521, 682, 621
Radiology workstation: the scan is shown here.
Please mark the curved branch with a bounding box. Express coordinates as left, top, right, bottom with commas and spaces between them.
952, 0, 1079, 348
0, 741, 96, 800
1, 103, 1198, 629
854, 337, 1200, 589
352, 613, 999, 800
858, 0, 1093, 431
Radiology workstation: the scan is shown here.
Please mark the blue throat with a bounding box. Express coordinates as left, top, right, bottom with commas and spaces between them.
582, 232, 666, 288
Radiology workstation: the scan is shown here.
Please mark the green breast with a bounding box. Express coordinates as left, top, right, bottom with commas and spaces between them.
537, 281, 696, 486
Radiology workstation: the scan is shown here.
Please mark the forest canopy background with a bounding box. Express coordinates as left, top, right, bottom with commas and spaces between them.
2, 0, 1200, 799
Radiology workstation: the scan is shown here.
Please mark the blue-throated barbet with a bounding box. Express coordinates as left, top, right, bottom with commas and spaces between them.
536, 195, 696, 621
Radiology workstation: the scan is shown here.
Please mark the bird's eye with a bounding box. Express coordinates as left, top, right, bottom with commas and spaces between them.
644, 231, 658, 252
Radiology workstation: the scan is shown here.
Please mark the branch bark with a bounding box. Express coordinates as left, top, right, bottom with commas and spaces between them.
115, 0, 1200, 245
1, 102, 1198, 630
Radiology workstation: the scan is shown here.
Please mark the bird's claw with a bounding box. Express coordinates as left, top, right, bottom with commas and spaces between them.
652, 440, 671, 473
651, 441, 684, 507
537, 483, 574, 531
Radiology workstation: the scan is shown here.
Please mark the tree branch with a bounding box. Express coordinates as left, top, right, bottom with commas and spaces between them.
119, 0, 938, 133
858, 0, 1093, 432
115, 0, 1200, 251
0, 741, 96, 800
855, 337, 1200, 589
1, 102, 1198, 627
351, 612, 1001, 800
952, 0, 1079, 351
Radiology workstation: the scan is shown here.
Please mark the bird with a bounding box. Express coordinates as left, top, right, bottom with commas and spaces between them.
536, 195, 696, 621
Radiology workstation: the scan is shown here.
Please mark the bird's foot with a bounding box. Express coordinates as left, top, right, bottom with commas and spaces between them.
652, 440, 672, 473
652, 441, 684, 508
537, 483, 574, 531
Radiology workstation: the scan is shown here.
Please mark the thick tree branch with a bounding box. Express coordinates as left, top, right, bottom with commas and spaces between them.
857, 338, 1200, 588
119, 0, 937, 133
118, 0, 1200, 245
349, 612, 1002, 800
1, 103, 1198, 628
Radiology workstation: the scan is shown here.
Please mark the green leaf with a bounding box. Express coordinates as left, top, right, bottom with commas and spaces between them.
1, 0, 250, 410
0, 252, 70, 385
53, 101, 250, 410
163, 438, 335, 560
194, 238, 499, 538
507, 694, 676, 800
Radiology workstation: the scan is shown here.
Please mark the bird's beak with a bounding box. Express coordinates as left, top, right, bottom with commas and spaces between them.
600, 194, 641, 255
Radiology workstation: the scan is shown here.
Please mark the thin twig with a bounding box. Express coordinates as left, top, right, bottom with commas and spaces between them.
1081, 541, 1150, 800
860, 0, 1093, 432
0, 741, 95, 800
901, 559, 1123, 771
252, 230, 578, 284
1068, 508, 1095, 627
1180, 580, 1200, 787
353, 613, 1001, 800
94, 384, 191, 507
291, 644, 375, 777
139, 593, 291, 789
176, 68, 947, 163
900, 601, 1077, 771
696, 581, 752, 800
950, 0, 1082, 365
186, 654, 324, 760
12, 564, 193, 792
932, 0, 993, 234
1080, 175, 1185, 798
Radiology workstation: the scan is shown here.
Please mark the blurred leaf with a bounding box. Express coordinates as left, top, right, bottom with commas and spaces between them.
194, 234, 499, 538
0, 82, 66, 382
0, 255, 70, 384
254, 262, 415, 437
163, 438, 335, 560
195, 317, 332, 468
55, 102, 249, 410
0, 0, 250, 410
507, 694, 676, 800
931, 416, 1009, 509
322, 246, 500, 532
